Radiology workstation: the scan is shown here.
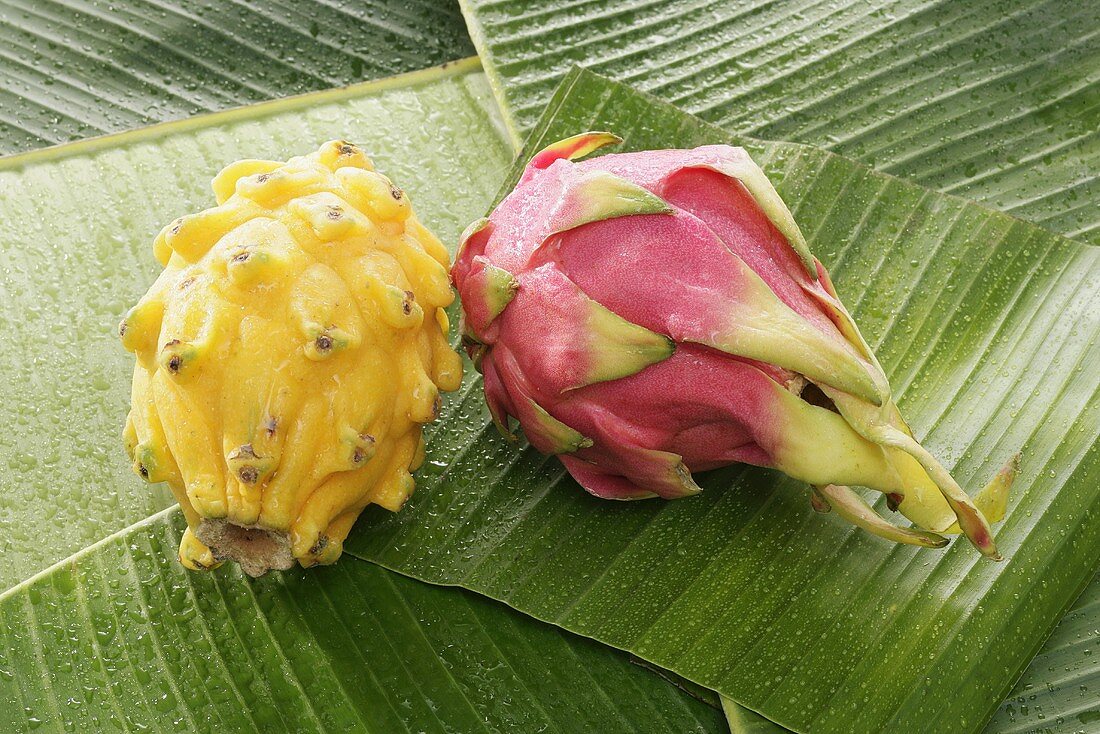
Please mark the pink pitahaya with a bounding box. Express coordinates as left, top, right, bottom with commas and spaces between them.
452, 132, 1017, 558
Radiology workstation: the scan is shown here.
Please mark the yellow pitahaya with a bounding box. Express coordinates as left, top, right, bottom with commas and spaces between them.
121, 141, 462, 576
452, 132, 1017, 558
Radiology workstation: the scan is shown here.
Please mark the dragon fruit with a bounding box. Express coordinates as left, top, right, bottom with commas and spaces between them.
120, 141, 463, 576
452, 132, 1017, 558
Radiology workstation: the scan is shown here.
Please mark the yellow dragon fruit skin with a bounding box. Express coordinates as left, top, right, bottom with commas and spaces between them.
120, 141, 463, 576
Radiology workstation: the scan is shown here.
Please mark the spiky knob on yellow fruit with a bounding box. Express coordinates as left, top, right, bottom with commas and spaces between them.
120, 141, 463, 577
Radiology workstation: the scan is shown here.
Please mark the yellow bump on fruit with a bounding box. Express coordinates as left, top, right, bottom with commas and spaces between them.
127, 370, 184, 489
151, 372, 225, 503
407, 370, 441, 424
335, 168, 411, 223
316, 140, 374, 172
303, 507, 360, 567
225, 477, 261, 528
288, 453, 392, 559
153, 234, 174, 267
301, 323, 356, 361
212, 159, 282, 204
406, 219, 450, 268
235, 167, 325, 208
121, 142, 463, 576
179, 528, 222, 571
225, 443, 275, 487
288, 192, 360, 242
132, 441, 175, 483
368, 276, 424, 329
339, 426, 377, 469
373, 468, 416, 512
159, 202, 259, 263
309, 535, 344, 567
158, 339, 200, 378
119, 297, 165, 358
188, 475, 228, 518
435, 307, 450, 334
391, 235, 454, 308
290, 263, 364, 355
122, 414, 139, 460
431, 314, 464, 392
254, 398, 327, 532
219, 218, 304, 289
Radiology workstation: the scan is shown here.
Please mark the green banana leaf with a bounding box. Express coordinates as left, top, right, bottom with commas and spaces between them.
722, 572, 1100, 732
0, 508, 726, 733
0, 59, 514, 592
723, 698, 785, 734
985, 570, 1100, 733
343, 69, 1100, 733
0, 0, 473, 154
459, 0, 1099, 243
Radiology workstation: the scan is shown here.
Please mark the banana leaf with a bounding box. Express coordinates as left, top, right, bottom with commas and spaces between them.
459, 0, 1099, 243
985, 570, 1100, 733
343, 69, 1100, 733
724, 699, 785, 734
0, 508, 726, 732
0, 59, 514, 592
722, 571, 1100, 732
0, 0, 473, 154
